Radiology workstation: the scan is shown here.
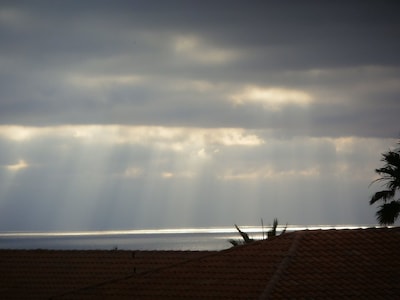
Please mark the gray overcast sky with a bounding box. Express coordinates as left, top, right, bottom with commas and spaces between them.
0, 1, 399, 231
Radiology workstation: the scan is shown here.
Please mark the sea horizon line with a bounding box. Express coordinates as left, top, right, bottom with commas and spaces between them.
0, 224, 379, 238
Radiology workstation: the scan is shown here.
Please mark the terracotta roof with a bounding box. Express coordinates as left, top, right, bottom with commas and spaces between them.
266, 228, 400, 299
53, 227, 400, 300
0, 249, 212, 299
1, 227, 399, 299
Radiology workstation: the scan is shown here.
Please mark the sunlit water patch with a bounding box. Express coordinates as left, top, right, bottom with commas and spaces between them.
0, 225, 375, 251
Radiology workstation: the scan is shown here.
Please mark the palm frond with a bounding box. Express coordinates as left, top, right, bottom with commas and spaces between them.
370, 190, 396, 205
228, 239, 244, 247
376, 200, 400, 225
267, 218, 279, 238
281, 223, 288, 235
381, 151, 400, 168
234, 224, 253, 244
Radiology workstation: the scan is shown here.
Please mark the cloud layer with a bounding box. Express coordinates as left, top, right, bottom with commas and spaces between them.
0, 1, 399, 231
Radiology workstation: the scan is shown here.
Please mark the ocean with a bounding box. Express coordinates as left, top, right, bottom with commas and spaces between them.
0, 225, 374, 251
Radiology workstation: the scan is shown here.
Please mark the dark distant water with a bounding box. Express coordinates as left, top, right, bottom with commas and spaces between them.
0, 225, 372, 251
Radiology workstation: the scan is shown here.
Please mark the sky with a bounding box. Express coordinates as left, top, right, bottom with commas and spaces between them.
0, 1, 399, 232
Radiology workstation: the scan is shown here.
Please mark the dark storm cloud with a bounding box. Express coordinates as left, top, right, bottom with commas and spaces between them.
4, 0, 399, 67
1, 0, 399, 137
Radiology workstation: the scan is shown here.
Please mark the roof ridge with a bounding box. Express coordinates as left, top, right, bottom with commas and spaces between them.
258, 231, 305, 300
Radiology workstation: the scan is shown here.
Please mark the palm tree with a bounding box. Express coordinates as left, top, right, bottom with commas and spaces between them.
370, 143, 400, 225
229, 218, 287, 247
